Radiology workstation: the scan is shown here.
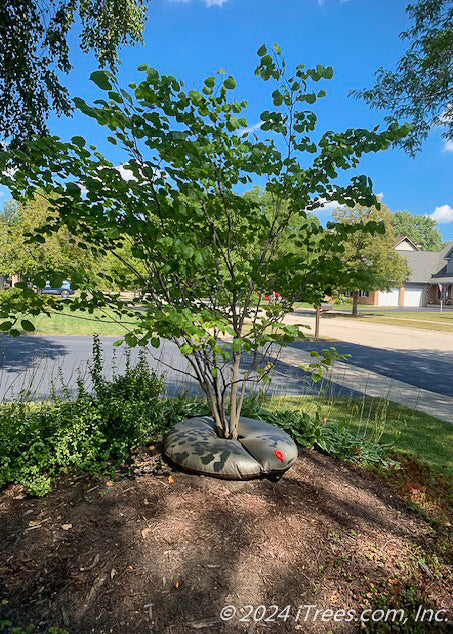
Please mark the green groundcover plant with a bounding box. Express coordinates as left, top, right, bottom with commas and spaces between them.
0, 45, 410, 440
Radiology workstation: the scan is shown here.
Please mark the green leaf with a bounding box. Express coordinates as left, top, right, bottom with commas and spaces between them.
223, 76, 236, 90
179, 343, 193, 355
125, 333, 137, 347
90, 70, 113, 91
0, 321, 12, 331
151, 337, 160, 348
71, 136, 86, 148
272, 43, 281, 55
257, 44, 267, 56
21, 319, 35, 332
137, 64, 148, 71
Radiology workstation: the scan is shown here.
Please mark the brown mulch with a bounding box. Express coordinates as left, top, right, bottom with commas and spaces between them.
0, 447, 452, 634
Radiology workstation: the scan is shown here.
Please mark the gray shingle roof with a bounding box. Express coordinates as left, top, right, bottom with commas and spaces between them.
399, 241, 453, 283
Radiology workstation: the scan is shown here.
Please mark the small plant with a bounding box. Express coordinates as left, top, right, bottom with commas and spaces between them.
241, 394, 398, 469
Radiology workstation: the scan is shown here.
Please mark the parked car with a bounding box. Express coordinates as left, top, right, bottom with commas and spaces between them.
40, 280, 74, 298
263, 292, 283, 302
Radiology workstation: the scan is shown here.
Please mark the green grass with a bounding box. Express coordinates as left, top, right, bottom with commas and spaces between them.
25, 307, 138, 336
266, 395, 453, 477
351, 313, 453, 332
362, 310, 453, 322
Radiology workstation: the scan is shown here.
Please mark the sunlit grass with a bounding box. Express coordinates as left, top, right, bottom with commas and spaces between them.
267, 394, 453, 477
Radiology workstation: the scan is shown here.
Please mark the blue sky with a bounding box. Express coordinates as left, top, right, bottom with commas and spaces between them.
2, 0, 453, 239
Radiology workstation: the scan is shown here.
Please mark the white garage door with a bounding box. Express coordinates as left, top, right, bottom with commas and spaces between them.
404, 284, 424, 307
378, 288, 400, 306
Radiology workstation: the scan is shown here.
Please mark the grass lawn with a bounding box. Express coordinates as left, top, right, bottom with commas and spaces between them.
266, 394, 453, 477
350, 312, 453, 332
24, 307, 138, 336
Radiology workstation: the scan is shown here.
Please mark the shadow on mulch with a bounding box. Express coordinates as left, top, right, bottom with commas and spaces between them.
0, 449, 452, 634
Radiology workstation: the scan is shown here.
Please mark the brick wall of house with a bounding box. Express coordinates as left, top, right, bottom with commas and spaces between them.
357, 290, 378, 305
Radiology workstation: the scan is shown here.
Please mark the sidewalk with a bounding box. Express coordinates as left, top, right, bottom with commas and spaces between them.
275, 344, 453, 424
283, 310, 453, 353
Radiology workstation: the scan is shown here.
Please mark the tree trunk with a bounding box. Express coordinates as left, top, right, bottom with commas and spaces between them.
228, 351, 241, 440
352, 290, 359, 317
315, 305, 321, 338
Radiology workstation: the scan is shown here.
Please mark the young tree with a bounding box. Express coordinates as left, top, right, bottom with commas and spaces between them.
351, 0, 453, 155
391, 210, 444, 251
332, 204, 410, 316
0, 0, 149, 149
0, 46, 409, 439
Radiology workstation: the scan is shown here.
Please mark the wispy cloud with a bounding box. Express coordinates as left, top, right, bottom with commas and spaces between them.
428, 204, 453, 224
238, 121, 262, 137
442, 140, 453, 152
167, 0, 229, 5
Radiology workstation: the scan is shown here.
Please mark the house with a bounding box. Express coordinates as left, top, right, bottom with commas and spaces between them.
355, 237, 453, 307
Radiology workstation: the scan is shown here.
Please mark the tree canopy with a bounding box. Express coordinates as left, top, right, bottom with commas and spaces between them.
391, 210, 444, 251
332, 203, 410, 315
0, 0, 148, 149
0, 196, 92, 280
0, 46, 410, 438
351, 0, 453, 155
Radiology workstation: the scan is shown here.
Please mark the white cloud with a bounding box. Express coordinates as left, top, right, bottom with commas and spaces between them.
308, 197, 345, 214
2, 167, 17, 179
116, 164, 137, 181
238, 122, 262, 137
443, 140, 453, 152
428, 204, 453, 224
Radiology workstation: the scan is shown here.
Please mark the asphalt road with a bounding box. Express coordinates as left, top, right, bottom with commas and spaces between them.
289, 340, 453, 397
0, 334, 357, 402
1, 330, 452, 402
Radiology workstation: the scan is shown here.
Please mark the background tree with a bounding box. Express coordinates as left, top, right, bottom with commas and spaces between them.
0, 0, 149, 149
0, 196, 92, 282
391, 210, 444, 251
332, 203, 410, 316
351, 0, 453, 155
0, 46, 409, 439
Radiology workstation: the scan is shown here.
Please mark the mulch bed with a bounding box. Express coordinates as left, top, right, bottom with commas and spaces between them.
0, 446, 452, 633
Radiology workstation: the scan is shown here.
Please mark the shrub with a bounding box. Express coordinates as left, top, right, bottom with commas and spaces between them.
0, 337, 168, 495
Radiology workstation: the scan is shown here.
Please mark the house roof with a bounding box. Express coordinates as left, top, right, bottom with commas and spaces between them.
400, 241, 453, 284
394, 235, 420, 251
